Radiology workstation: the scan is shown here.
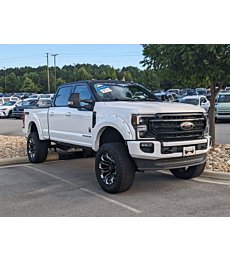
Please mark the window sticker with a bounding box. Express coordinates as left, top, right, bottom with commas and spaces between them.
95, 85, 113, 94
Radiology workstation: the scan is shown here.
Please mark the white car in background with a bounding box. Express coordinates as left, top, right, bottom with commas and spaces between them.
0, 96, 19, 105
180, 95, 210, 113
0, 100, 22, 118
215, 92, 230, 122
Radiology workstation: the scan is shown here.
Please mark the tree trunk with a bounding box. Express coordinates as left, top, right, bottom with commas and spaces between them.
209, 83, 216, 146
209, 82, 223, 146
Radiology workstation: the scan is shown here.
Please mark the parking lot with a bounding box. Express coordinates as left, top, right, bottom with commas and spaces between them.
0, 118, 230, 217
0, 158, 230, 217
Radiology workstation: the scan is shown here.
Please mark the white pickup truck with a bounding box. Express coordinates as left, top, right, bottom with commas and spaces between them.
23, 80, 211, 193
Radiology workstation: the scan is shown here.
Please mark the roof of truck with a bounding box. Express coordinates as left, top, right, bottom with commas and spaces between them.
60, 80, 140, 87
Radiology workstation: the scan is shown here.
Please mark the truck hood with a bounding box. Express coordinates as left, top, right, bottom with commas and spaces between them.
103, 101, 205, 114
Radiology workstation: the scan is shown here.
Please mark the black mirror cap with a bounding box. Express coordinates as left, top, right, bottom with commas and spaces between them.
68, 93, 81, 108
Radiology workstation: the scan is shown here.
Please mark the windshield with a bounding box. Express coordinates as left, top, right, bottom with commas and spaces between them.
217, 95, 230, 103
2, 101, 16, 106
181, 98, 199, 105
93, 83, 159, 101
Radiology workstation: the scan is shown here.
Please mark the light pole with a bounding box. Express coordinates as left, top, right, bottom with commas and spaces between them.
46, 53, 50, 93
51, 54, 59, 91
3, 67, 6, 90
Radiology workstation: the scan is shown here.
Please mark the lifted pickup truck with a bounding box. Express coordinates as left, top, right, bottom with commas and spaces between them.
23, 80, 211, 193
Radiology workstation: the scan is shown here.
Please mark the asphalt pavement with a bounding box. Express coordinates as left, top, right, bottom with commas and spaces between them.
0, 158, 230, 217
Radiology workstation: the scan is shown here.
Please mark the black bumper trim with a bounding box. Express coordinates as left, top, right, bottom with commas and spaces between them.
134, 154, 207, 171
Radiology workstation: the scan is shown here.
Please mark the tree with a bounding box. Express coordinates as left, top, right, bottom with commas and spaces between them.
141, 44, 230, 145
76, 67, 92, 80
5, 72, 20, 92
21, 77, 40, 92
140, 69, 160, 90
56, 77, 66, 88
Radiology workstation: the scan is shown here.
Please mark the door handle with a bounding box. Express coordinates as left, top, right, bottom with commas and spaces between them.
49, 112, 54, 116
66, 112, 71, 116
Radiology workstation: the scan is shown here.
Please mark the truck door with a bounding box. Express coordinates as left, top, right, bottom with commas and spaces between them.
48, 83, 93, 147
48, 85, 74, 142
69, 83, 94, 147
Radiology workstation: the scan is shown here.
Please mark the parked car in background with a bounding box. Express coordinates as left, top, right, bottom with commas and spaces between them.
215, 92, 230, 122
185, 89, 199, 96
196, 88, 208, 96
166, 89, 182, 97
0, 96, 19, 105
180, 95, 210, 113
0, 100, 22, 118
40, 94, 54, 100
12, 99, 52, 119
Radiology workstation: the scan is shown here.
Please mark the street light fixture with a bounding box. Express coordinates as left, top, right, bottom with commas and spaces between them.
51, 54, 59, 91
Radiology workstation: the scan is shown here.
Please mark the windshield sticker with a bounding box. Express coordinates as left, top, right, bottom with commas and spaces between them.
100, 87, 112, 94
95, 85, 113, 94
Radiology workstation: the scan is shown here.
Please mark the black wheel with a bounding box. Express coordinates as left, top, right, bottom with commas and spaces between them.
170, 162, 206, 179
95, 143, 135, 194
8, 110, 12, 118
27, 131, 49, 163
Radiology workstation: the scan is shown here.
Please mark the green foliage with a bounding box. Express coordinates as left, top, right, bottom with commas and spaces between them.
77, 67, 92, 80
20, 77, 40, 92
56, 78, 66, 86
141, 44, 230, 87
0, 63, 170, 94
139, 69, 160, 90
5, 72, 20, 92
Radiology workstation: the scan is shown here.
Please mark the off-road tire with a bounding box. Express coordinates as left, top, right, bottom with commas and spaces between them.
27, 132, 49, 163
170, 162, 206, 179
95, 143, 135, 194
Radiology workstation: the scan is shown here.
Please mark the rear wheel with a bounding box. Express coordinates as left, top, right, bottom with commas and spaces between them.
95, 143, 135, 194
27, 132, 49, 163
170, 162, 206, 179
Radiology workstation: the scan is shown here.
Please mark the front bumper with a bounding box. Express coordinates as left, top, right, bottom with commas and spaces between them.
0, 111, 8, 117
215, 113, 230, 120
127, 137, 211, 170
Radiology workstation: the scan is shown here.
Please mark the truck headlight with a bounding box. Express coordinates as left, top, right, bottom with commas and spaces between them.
131, 114, 156, 139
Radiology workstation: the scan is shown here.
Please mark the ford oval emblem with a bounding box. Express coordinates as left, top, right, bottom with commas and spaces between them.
180, 121, 194, 130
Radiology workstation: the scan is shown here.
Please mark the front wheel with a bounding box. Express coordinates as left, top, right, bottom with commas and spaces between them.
95, 143, 135, 194
170, 162, 206, 179
27, 132, 49, 163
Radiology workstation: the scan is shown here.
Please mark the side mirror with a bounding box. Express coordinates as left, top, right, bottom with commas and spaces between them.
68, 93, 81, 108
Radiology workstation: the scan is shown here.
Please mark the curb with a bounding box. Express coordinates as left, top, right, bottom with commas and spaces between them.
203, 170, 230, 181
0, 153, 59, 166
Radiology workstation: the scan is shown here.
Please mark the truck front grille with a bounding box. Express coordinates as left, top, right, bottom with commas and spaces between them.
148, 113, 206, 142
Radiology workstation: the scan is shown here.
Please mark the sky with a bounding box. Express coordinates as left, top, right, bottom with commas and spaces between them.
0, 44, 144, 70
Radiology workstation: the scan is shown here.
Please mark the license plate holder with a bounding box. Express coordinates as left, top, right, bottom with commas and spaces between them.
183, 146, 196, 157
